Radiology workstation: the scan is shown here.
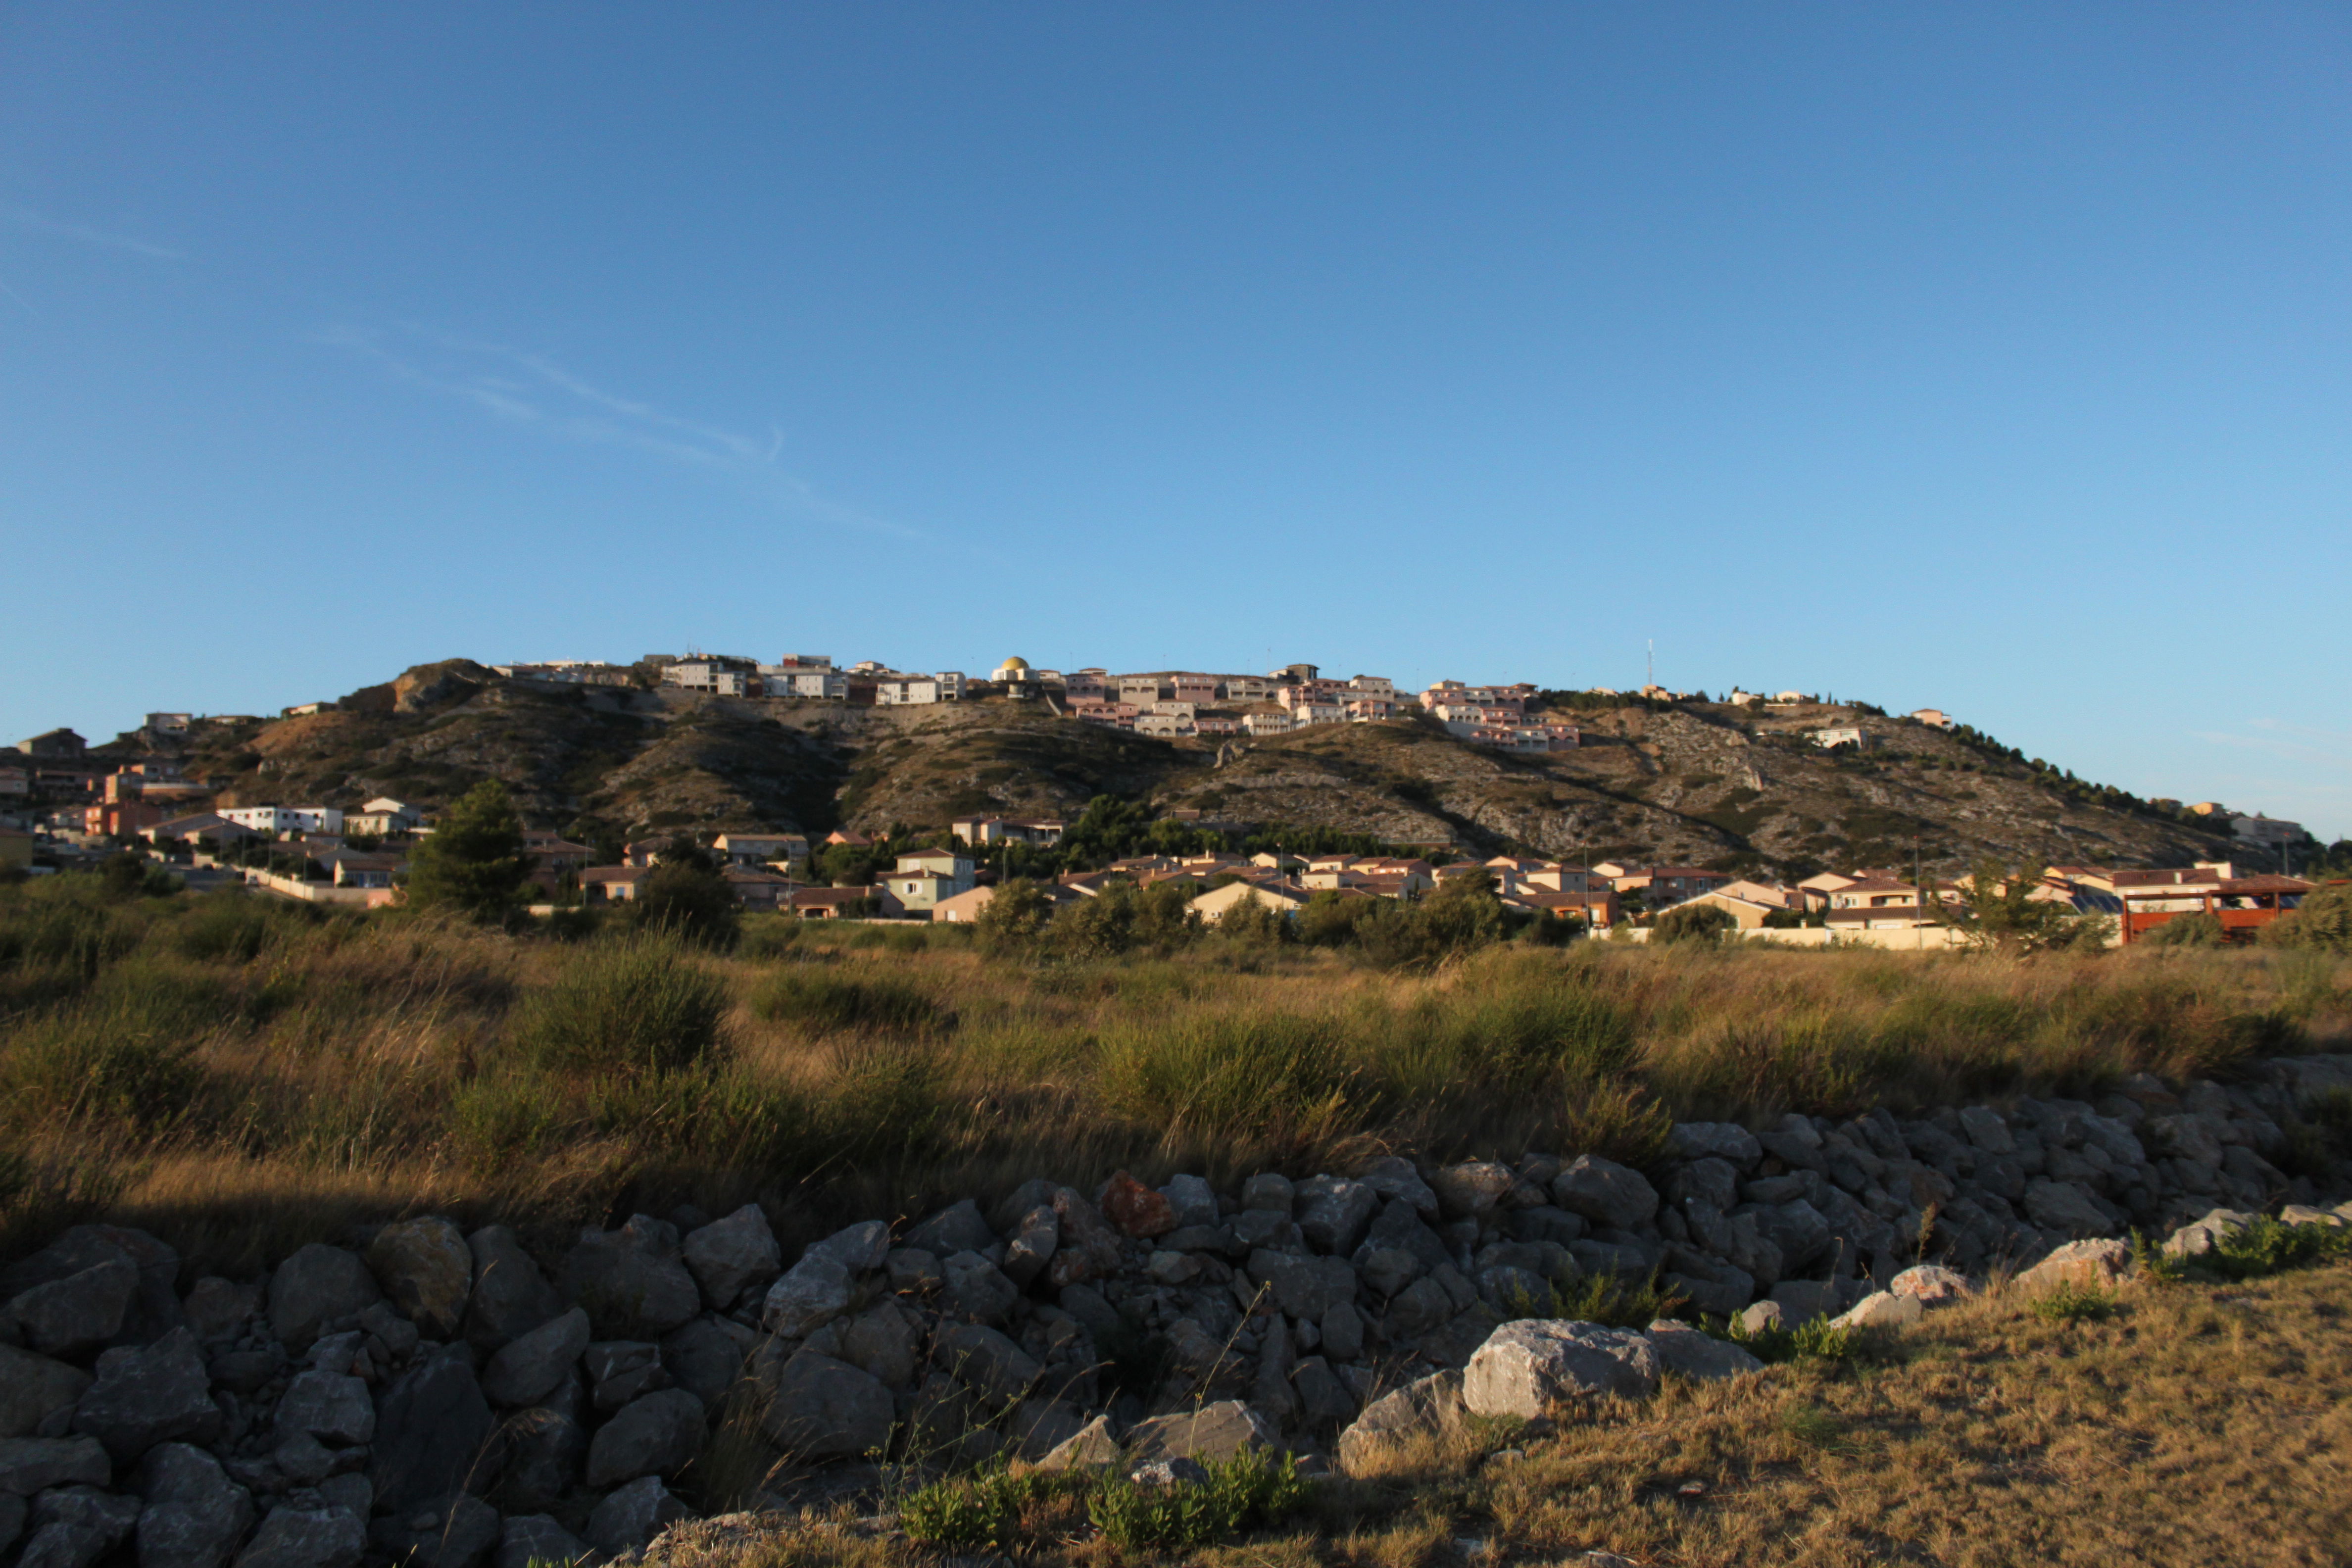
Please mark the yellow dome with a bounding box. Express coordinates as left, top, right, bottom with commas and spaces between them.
999, 656, 1030, 672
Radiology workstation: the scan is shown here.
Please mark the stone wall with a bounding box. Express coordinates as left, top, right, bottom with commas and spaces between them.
3, 1053, 2349, 1568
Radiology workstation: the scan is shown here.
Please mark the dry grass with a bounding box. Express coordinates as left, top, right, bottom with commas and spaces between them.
657, 1265, 2352, 1568
3, 879, 2348, 1274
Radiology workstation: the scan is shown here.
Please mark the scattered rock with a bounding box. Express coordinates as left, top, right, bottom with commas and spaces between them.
1294, 1176, 1378, 1254
365, 1220, 473, 1340
1034, 1415, 1122, 1471
660, 1318, 749, 1407
1046, 1191, 1123, 1288
2022, 1180, 2112, 1241
1643, 1321, 1764, 1380
903, 1199, 995, 1259
1248, 1250, 1358, 1319
1000, 1208, 1058, 1289
181, 1279, 263, 1346
1335, 1370, 1466, 1474
584, 1342, 670, 1411
1160, 1175, 1221, 1228
2163, 1209, 2254, 1260
942, 1253, 1020, 1324
2016, 1239, 2132, 1291
1888, 1265, 1973, 1305
1831, 1292, 1923, 1329
934, 1324, 1040, 1412
1124, 1401, 1275, 1464
1463, 1320, 1661, 1418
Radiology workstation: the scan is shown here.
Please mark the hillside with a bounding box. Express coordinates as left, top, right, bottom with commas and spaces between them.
107, 661, 2247, 875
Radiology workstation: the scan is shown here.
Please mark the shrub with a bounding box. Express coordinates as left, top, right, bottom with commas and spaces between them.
751, 970, 946, 1035
510, 937, 730, 1078
1096, 1012, 1360, 1147
2197, 1215, 2352, 1280
623, 854, 741, 951
171, 893, 281, 963
1653, 903, 1735, 946
900, 1465, 1068, 1551
2260, 884, 2352, 953
403, 780, 528, 921
2029, 1281, 2117, 1323
1726, 1311, 1857, 1365
2145, 912, 2224, 948
1086, 1450, 1310, 1553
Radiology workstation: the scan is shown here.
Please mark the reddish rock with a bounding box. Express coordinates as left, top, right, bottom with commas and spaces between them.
1099, 1172, 1177, 1240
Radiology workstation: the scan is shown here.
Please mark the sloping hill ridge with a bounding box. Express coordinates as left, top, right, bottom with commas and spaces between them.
131, 661, 2241, 875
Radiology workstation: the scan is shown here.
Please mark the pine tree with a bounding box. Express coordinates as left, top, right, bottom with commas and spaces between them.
404, 780, 528, 920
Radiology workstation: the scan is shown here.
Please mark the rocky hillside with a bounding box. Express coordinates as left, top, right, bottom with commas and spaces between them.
116, 662, 2242, 875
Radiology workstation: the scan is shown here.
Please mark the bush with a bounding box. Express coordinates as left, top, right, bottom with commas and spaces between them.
1653, 903, 1736, 946
403, 780, 528, 921
623, 852, 741, 951
900, 1465, 1069, 1551
2197, 1215, 2352, 1280
171, 893, 282, 963
1097, 1012, 1359, 1147
2145, 912, 2224, 948
2261, 884, 2352, 953
2029, 1281, 2117, 1323
1086, 1449, 1310, 1553
751, 970, 947, 1034
1725, 1311, 1857, 1365
510, 937, 730, 1078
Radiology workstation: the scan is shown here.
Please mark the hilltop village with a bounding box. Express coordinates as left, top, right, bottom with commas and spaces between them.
0, 651, 2327, 947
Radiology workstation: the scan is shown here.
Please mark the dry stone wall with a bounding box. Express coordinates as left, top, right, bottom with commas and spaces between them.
4, 1053, 2350, 1568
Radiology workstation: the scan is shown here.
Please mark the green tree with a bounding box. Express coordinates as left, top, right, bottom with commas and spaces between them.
1938, 861, 2087, 953
1652, 903, 1734, 946
403, 780, 529, 921
974, 878, 1052, 951
625, 838, 740, 949
2260, 884, 2352, 953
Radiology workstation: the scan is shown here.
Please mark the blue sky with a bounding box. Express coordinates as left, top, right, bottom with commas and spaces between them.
2, 4, 2346, 838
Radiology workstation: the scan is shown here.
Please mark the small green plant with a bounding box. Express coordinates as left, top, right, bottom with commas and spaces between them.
2131, 1228, 2188, 1286
2200, 1216, 2352, 1281
2029, 1280, 2117, 1323
1724, 1311, 1856, 1365
1085, 1450, 1311, 1553
899, 1463, 1066, 1551
1503, 1267, 1685, 1330
1777, 1400, 1860, 1454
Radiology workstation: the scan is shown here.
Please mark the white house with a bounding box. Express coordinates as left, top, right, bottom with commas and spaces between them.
759, 664, 848, 699
218, 805, 345, 836
345, 798, 421, 835
712, 832, 810, 866
874, 848, 977, 915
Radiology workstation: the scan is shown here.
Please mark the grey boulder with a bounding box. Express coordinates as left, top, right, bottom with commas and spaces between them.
0, 1436, 112, 1496
1551, 1156, 1660, 1231
1335, 1369, 1466, 1475
494, 1514, 589, 1568
1642, 1322, 1763, 1381
758, 1351, 893, 1461
74, 1330, 222, 1462
1463, 1320, 1661, 1418
562, 1219, 700, 1342
21, 1486, 140, 1568
1123, 1400, 1274, 1464
1246, 1251, 1357, 1319
1294, 1176, 1378, 1255
268, 1248, 381, 1353
584, 1476, 690, 1559
481, 1308, 589, 1409
6, 1259, 140, 1359
583, 1389, 705, 1489
232, 1508, 364, 1568
138, 1444, 255, 1568
367, 1492, 500, 1568
371, 1345, 495, 1514
365, 1220, 473, 1340
461, 1228, 564, 1354
678, 1205, 779, 1309
902, 1199, 995, 1259
0, 1344, 91, 1441
273, 1371, 375, 1448
762, 1255, 852, 1338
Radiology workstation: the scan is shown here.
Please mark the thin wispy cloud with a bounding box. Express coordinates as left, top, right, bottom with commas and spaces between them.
2, 203, 183, 260
316, 324, 928, 541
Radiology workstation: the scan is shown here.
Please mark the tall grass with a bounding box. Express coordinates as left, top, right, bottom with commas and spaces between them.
1, 871, 2343, 1271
